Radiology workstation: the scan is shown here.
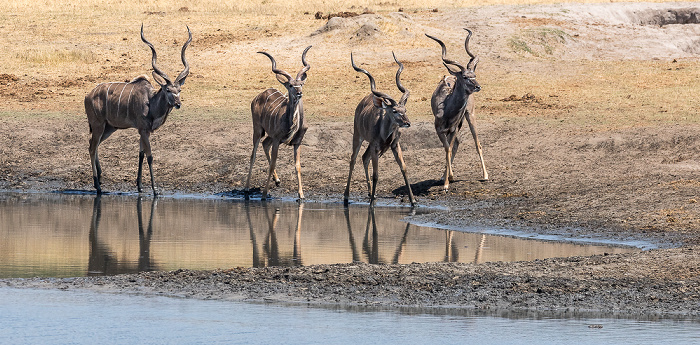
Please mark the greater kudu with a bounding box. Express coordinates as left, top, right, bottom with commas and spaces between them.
245, 46, 312, 201
343, 53, 416, 207
85, 25, 191, 195
426, 29, 488, 191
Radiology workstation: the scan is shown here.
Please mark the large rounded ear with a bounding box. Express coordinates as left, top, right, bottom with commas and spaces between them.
443, 62, 462, 76
372, 95, 387, 109
275, 73, 290, 85
152, 71, 168, 86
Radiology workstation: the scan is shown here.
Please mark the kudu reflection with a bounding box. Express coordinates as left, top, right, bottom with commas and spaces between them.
88, 196, 158, 275
444, 231, 487, 263
247, 203, 304, 267
344, 206, 412, 264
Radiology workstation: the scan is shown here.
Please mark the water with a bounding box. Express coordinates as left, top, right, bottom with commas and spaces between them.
0, 193, 695, 343
0, 287, 697, 344
0, 192, 637, 278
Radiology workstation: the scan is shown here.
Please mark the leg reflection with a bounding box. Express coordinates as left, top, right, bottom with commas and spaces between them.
246, 201, 263, 268
344, 207, 361, 263
444, 231, 460, 263
473, 234, 486, 264
137, 196, 156, 272
391, 222, 411, 264
87, 195, 111, 276
362, 205, 381, 264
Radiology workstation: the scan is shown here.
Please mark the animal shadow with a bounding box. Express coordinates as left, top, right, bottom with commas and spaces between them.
393, 179, 443, 197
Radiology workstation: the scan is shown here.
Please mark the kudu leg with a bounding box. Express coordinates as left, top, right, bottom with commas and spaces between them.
245, 131, 263, 197
361, 148, 373, 202
262, 142, 280, 200
89, 124, 105, 194
465, 112, 489, 181
392, 145, 416, 207
96, 125, 117, 186
293, 144, 304, 200
370, 151, 379, 206
262, 137, 281, 186
138, 131, 158, 196
344, 136, 363, 205
437, 131, 453, 191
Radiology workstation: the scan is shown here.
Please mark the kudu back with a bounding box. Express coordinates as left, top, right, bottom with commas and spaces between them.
85, 25, 191, 195
343, 53, 416, 207
245, 46, 312, 201
426, 28, 488, 191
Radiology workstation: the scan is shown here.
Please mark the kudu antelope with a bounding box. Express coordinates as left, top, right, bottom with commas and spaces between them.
426, 29, 488, 191
343, 53, 416, 207
245, 46, 311, 201
85, 25, 191, 195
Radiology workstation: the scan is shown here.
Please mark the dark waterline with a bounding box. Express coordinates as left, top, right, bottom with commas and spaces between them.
0, 192, 636, 278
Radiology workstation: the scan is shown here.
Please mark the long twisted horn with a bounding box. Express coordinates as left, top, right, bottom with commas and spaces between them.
141, 24, 172, 84
174, 26, 192, 84
351, 53, 397, 107
296, 45, 312, 80
258, 51, 293, 83
425, 33, 465, 73
392, 52, 410, 106
464, 28, 479, 71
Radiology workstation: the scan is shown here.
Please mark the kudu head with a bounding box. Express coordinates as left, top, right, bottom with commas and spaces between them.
141, 24, 192, 109
426, 28, 480, 94
351, 52, 411, 129
258, 46, 312, 105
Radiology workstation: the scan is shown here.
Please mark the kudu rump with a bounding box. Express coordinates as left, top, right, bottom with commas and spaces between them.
85, 25, 191, 195
245, 46, 312, 200
426, 29, 488, 191
344, 53, 416, 207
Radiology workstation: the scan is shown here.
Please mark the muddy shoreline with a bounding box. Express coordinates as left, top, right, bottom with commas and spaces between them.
2, 245, 699, 318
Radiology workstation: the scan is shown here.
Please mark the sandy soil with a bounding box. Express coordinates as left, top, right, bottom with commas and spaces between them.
2, 2, 700, 317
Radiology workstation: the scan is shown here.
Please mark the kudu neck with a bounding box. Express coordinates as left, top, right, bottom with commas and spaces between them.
149, 87, 173, 119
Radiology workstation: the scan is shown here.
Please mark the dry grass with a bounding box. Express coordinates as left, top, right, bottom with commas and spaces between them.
0, 0, 697, 130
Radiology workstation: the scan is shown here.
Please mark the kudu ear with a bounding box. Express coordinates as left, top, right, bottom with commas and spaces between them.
275, 73, 290, 85
443, 62, 462, 76
152, 71, 168, 87
372, 95, 388, 109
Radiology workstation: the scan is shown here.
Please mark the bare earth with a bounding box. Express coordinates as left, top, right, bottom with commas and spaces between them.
2, 2, 700, 317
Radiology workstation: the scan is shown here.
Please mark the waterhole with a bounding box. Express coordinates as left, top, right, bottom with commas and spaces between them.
0, 193, 636, 278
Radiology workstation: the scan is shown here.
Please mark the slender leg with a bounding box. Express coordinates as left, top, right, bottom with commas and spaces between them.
344, 134, 362, 205
262, 141, 279, 200
293, 144, 304, 201
96, 125, 116, 185
89, 123, 105, 194
137, 151, 145, 193
262, 137, 281, 186
370, 151, 379, 207
392, 144, 416, 207
362, 148, 372, 200
446, 132, 459, 183
464, 111, 489, 181
139, 130, 158, 196
436, 130, 452, 191
245, 130, 263, 198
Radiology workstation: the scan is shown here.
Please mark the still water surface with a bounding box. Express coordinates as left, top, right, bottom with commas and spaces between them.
1, 287, 698, 344
0, 192, 637, 278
